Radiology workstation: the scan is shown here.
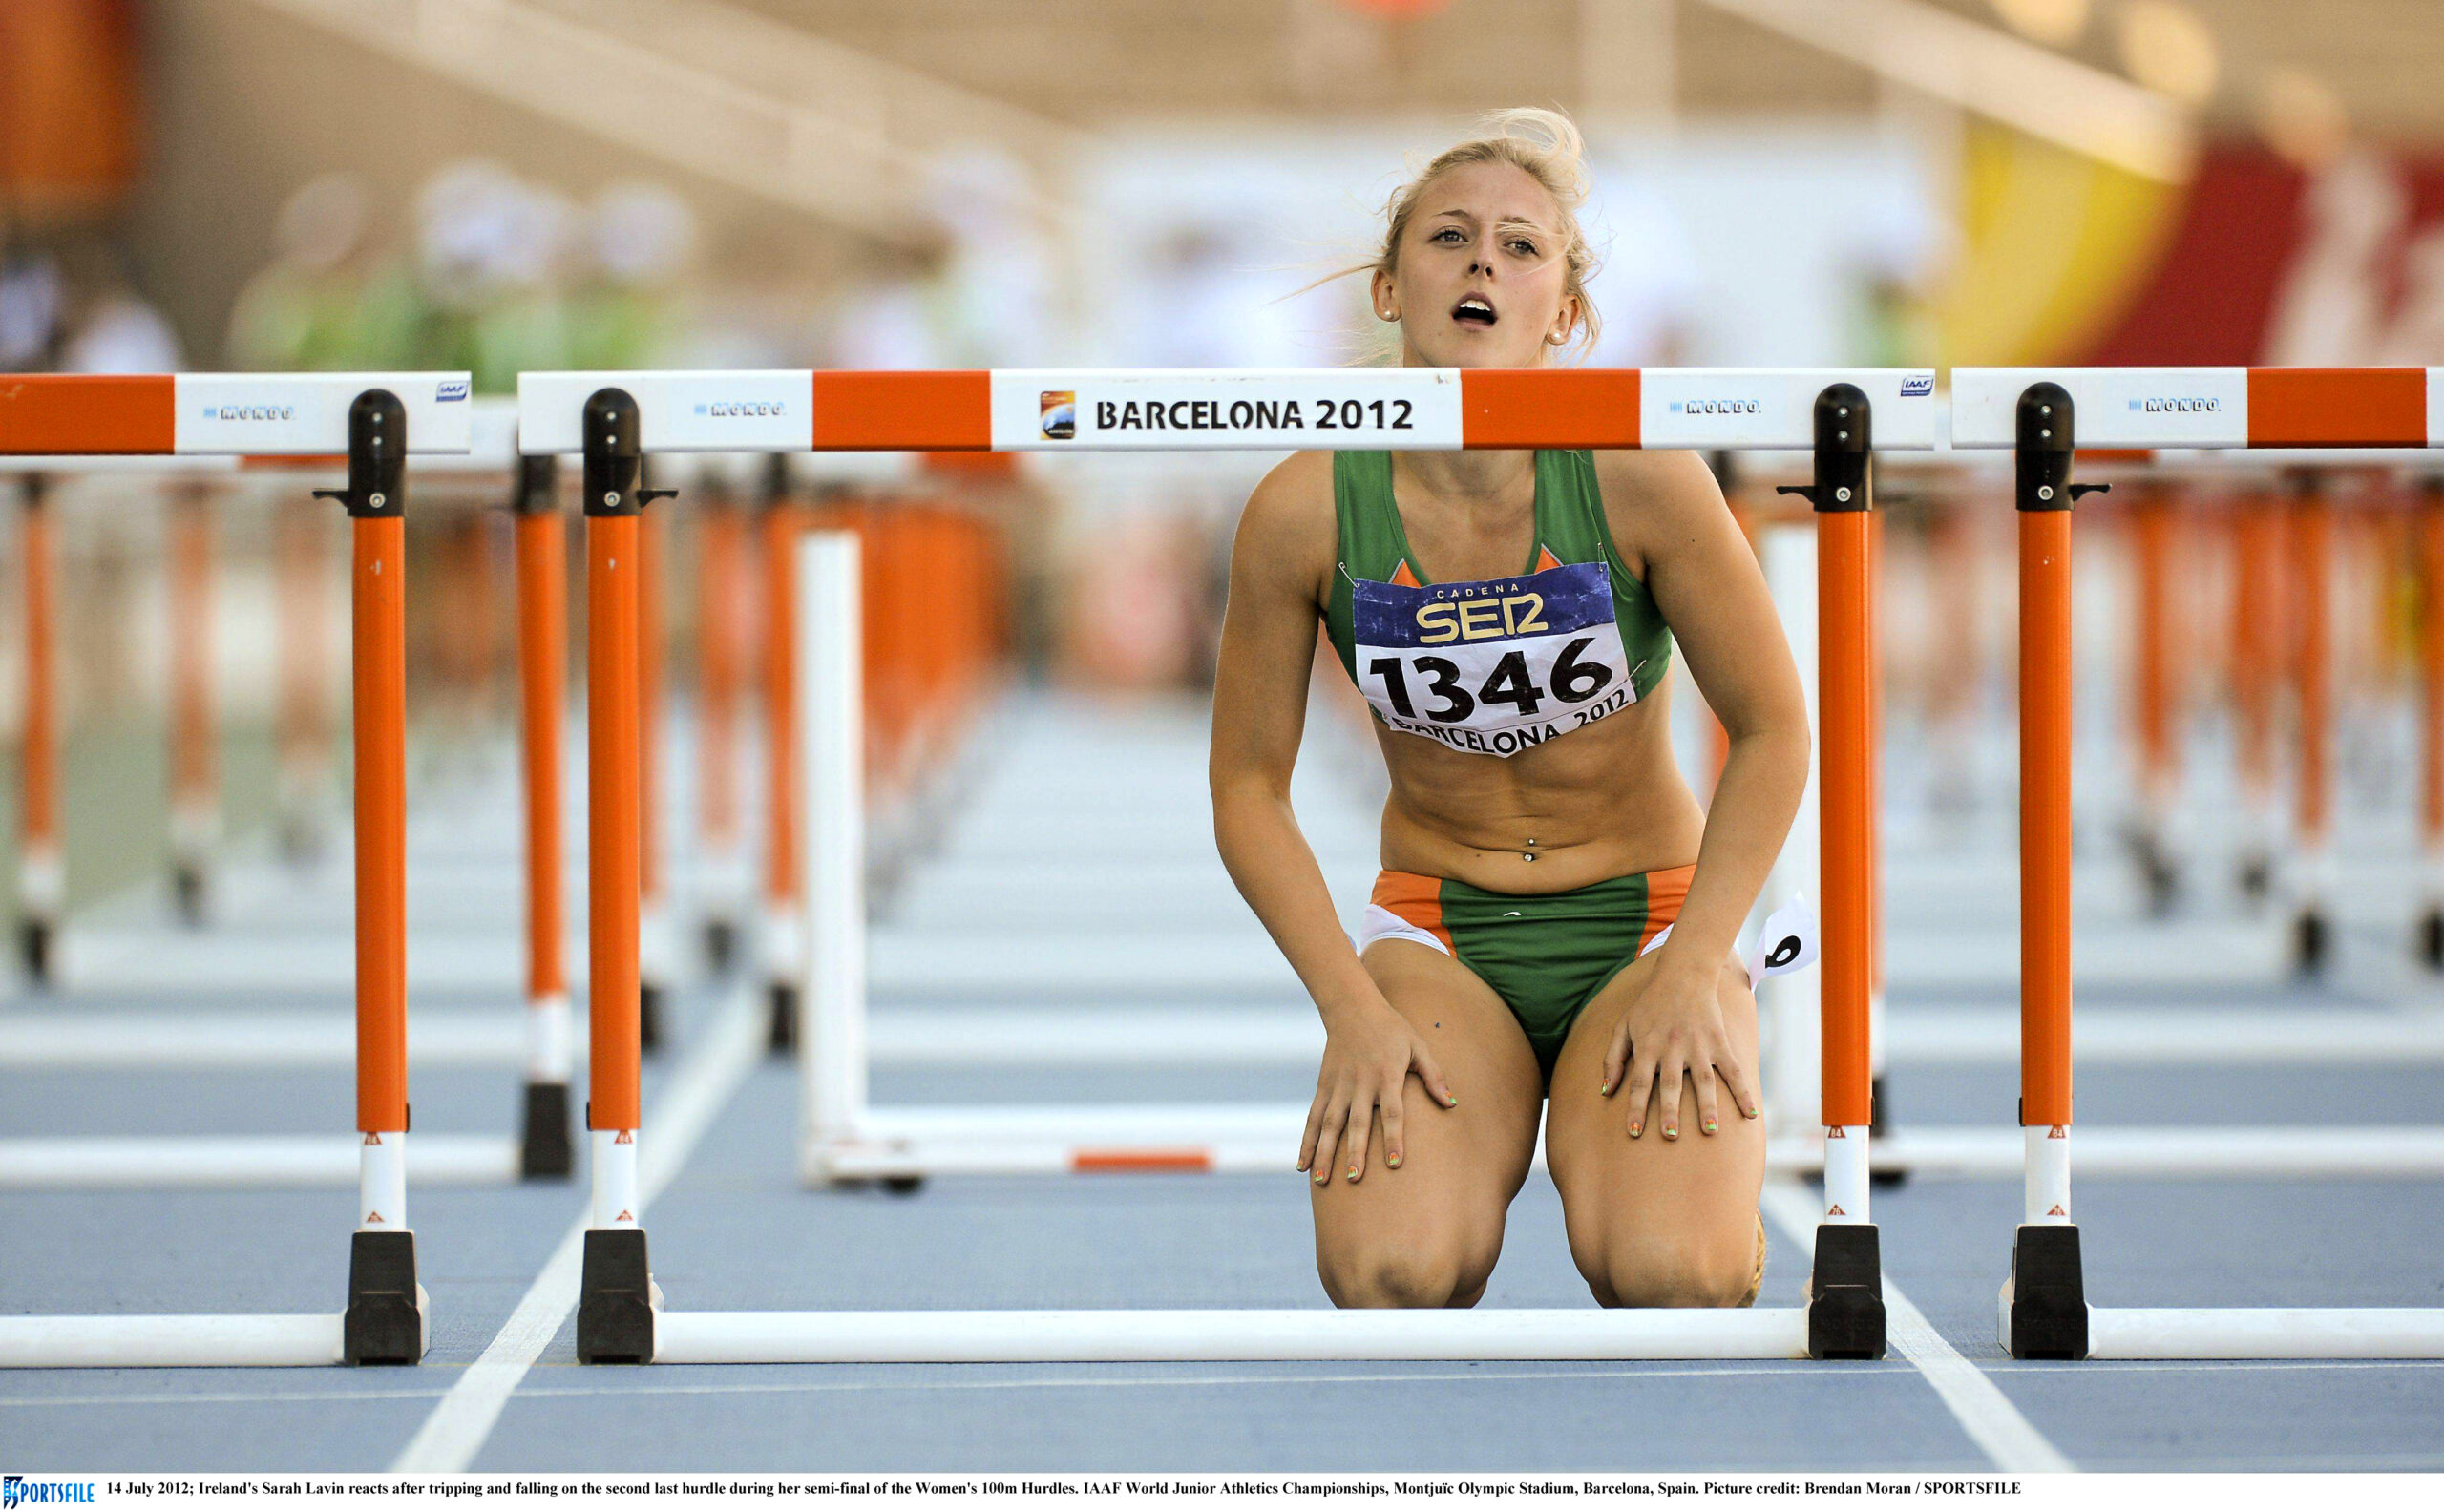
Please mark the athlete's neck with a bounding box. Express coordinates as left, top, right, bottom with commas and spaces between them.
1392, 449, 1535, 511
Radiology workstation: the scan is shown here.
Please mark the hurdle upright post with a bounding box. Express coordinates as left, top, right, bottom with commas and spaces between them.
310, 390, 430, 1365
1776, 382, 1886, 1360
798, 528, 869, 1167
576, 388, 671, 1365
511, 453, 576, 1178
2419, 476, 2444, 969
2288, 471, 2334, 974
167, 481, 218, 923
17, 475, 60, 983
760, 456, 806, 1053
2002, 381, 2103, 1360
636, 469, 669, 1051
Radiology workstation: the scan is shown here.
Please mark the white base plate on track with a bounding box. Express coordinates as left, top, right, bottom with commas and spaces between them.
651, 1305, 1812, 1364
0, 1134, 522, 1188
803, 1109, 2444, 1181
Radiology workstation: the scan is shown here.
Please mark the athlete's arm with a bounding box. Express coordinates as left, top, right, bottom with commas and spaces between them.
1597, 450, 1808, 1139
1211, 455, 1454, 1184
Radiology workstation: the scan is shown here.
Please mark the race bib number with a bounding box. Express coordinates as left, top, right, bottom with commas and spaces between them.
1351, 560, 1639, 757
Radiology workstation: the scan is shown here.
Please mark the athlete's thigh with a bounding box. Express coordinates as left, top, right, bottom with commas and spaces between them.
1310, 940, 1544, 1256
1542, 951, 1766, 1251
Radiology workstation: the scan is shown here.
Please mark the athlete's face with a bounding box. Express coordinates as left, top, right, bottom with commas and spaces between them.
1375, 160, 1580, 369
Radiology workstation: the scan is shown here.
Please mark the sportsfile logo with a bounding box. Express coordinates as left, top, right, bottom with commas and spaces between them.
2131, 396, 2223, 412
200, 404, 295, 422
1901, 372, 1935, 397
694, 400, 788, 418
1669, 398, 1760, 415
3, 1478, 96, 1508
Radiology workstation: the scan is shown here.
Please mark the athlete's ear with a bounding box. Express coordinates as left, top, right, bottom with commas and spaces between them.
1547, 294, 1581, 347
1370, 266, 1400, 324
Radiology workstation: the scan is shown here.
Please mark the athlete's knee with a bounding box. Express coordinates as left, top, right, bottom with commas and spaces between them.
1578, 1227, 1757, 1310
1318, 1237, 1483, 1310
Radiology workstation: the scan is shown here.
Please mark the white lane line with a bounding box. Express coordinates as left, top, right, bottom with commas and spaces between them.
390, 985, 765, 1475
11, 1353, 2440, 1415
1759, 1178, 2075, 1475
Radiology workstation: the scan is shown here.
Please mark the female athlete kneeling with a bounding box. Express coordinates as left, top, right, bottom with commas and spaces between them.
1210, 109, 1809, 1310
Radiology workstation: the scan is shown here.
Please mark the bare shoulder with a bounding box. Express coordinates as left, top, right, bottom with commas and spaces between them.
1233, 450, 1339, 599
1589, 449, 1730, 565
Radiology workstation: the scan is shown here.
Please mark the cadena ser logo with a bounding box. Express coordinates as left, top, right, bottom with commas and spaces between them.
1901, 372, 1935, 397
3, 1478, 97, 1508
1040, 390, 1076, 440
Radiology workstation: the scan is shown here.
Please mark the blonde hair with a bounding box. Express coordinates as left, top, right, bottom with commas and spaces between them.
1375, 108, 1603, 359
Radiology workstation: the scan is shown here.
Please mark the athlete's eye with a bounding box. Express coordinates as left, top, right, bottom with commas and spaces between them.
1431, 227, 1465, 243
1507, 238, 1540, 257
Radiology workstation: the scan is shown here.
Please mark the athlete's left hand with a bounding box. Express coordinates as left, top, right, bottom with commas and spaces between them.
1600, 956, 1760, 1142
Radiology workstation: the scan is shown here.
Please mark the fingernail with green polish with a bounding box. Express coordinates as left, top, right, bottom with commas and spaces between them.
1703, 1120, 1717, 1134
1387, 1154, 1401, 1168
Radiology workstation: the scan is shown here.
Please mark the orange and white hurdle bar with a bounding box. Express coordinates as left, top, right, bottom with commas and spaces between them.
0, 371, 471, 1367
519, 366, 1928, 1364
1957, 368, 2444, 1362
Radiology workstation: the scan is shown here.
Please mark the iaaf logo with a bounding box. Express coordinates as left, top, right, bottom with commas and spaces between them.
1670, 398, 1760, 415
696, 401, 788, 418
2132, 396, 2223, 412
436, 380, 470, 402
1901, 373, 1935, 397
3, 1479, 96, 1508
202, 404, 295, 422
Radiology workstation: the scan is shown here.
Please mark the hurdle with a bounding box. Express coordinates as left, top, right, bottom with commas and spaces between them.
513, 366, 1927, 1364
0, 398, 575, 1188
0, 371, 471, 1366
1956, 366, 2444, 1361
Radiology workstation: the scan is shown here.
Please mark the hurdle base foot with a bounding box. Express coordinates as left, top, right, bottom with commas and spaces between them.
577, 1228, 657, 1364
2420, 909, 2444, 973
704, 919, 738, 976
519, 1082, 575, 1179
768, 982, 799, 1054
2238, 852, 2272, 903
639, 983, 666, 1054
2001, 1224, 2089, 1360
883, 1176, 925, 1196
1804, 1224, 1886, 1359
2293, 908, 2330, 976
172, 863, 206, 927
17, 917, 51, 987
343, 1230, 427, 1366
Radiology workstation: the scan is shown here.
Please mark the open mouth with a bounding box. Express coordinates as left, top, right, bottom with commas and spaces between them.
1451, 295, 1498, 327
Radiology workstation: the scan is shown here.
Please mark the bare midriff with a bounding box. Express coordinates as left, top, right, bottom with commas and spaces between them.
1370, 675, 1706, 893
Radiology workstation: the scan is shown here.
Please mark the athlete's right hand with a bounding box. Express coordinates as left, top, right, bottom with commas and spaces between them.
1299, 997, 1456, 1186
